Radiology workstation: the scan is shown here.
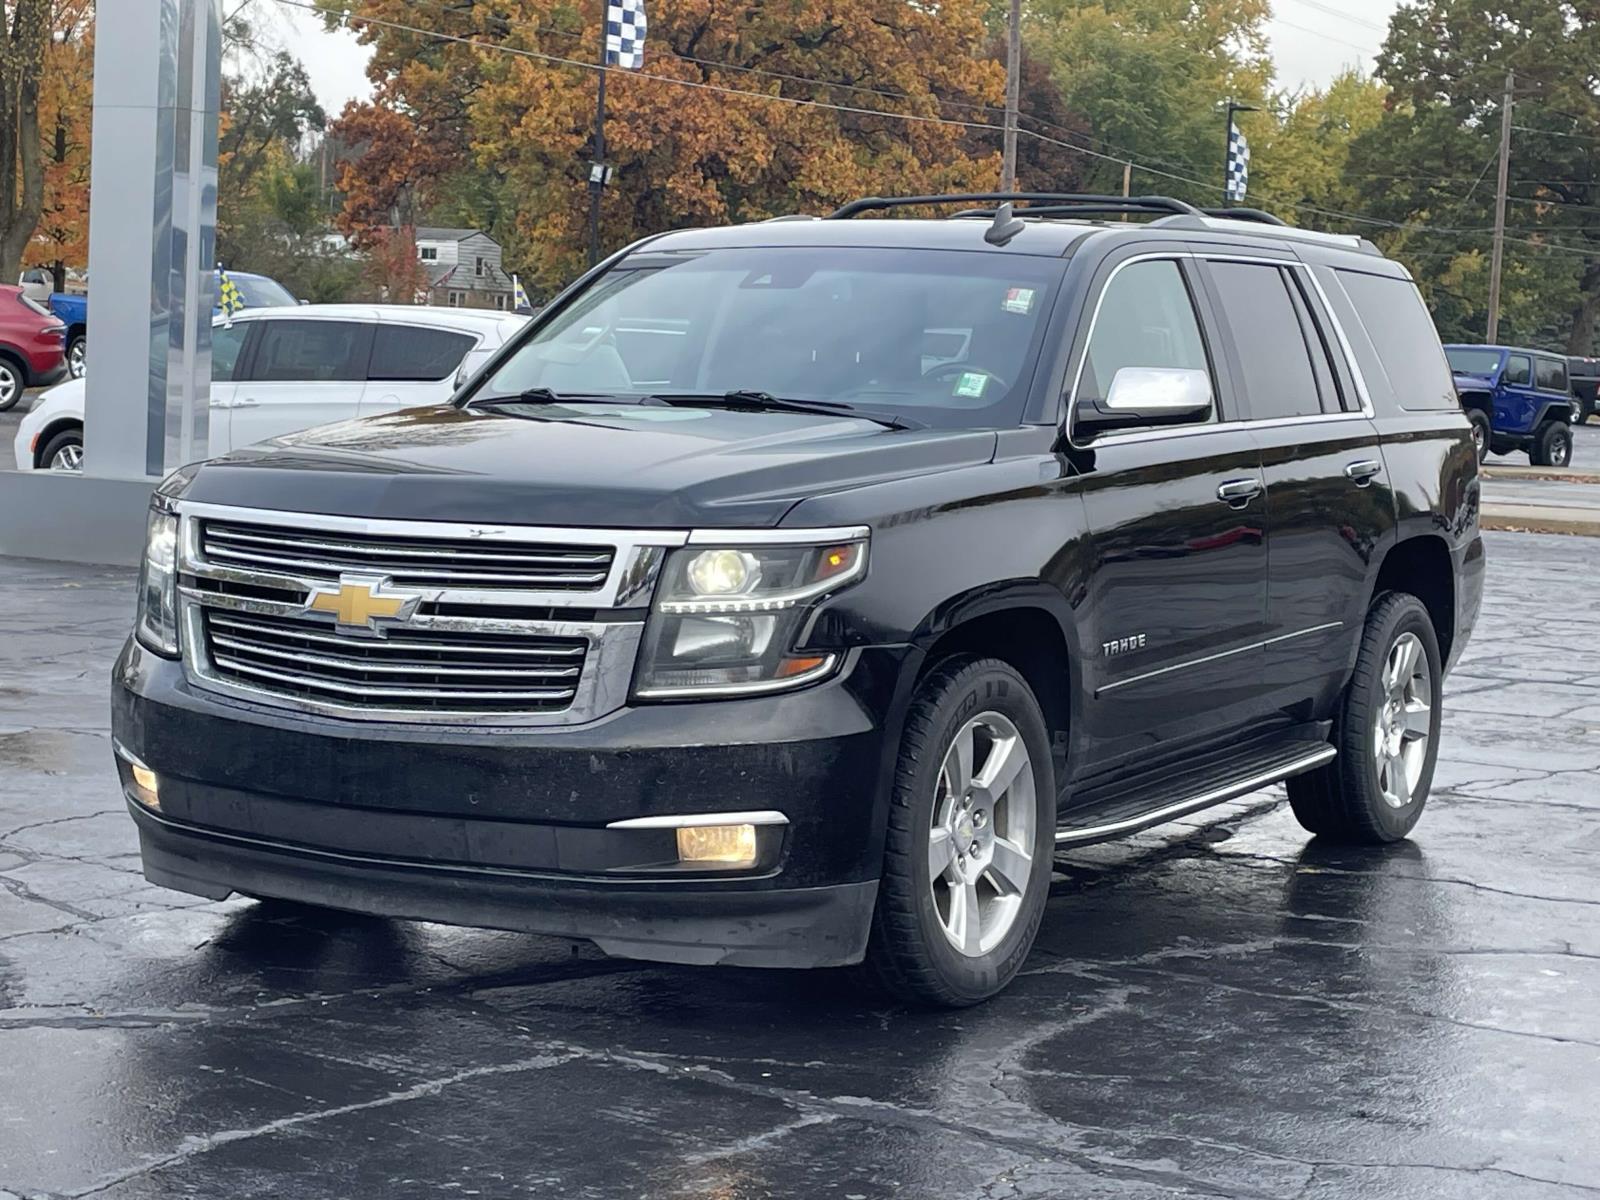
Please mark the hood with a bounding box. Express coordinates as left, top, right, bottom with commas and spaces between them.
177, 404, 999, 528
1452, 371, 1496, 391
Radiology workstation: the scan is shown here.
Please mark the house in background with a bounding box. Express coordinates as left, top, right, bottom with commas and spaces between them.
415, 228, 515, 311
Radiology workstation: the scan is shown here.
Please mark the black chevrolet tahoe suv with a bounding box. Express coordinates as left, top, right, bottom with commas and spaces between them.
113, 194, 1484, 1006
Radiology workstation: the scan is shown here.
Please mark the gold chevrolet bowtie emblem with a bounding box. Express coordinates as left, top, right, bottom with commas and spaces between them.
305, 575, 420, 635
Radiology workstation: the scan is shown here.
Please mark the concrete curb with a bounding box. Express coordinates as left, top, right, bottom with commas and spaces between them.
1481, 503, 1600, 537
1483, 464, 1600, 484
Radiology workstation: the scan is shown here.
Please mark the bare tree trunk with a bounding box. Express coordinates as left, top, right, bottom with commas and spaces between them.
0, 0, 49, 279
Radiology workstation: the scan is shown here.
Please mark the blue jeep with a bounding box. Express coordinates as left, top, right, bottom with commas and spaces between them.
1445, 344, 1576, 466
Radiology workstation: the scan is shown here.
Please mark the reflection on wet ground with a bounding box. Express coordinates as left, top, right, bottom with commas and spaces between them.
1, 533, 1596, 1198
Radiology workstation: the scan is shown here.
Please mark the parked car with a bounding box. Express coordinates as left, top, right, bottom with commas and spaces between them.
1445, 344, 1576, 465
114, 195, 1482, 1006
13, 304, 525, 472
1570, 355, 1599, 425
0, 284, 69, 411
21, 270, 297, 382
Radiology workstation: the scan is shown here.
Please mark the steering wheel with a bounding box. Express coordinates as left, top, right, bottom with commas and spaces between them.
921, 361, 1011, 396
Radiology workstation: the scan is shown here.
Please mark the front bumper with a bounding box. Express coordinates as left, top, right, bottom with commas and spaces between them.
113, 639, 907, 968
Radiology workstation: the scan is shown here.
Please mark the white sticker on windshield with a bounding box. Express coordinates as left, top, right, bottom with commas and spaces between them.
953, 372, 990, 399
1003, 287, 1035, 315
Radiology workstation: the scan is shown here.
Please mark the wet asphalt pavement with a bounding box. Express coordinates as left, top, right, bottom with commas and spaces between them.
1, 531, 1597, 1199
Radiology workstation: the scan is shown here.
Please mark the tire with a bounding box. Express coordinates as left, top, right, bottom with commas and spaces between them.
1465, 409, 1491, 463
0, 356, 23, 412
865, 656, 1054, 1007
39, 427, 83, 472
67, 335, 86, 379
1530, 421, 1573, 467
1288, 592, 1442, 844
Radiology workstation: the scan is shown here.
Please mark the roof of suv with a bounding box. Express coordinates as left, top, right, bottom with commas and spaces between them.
643, 211, 1390, 271
226, 304, 526, 332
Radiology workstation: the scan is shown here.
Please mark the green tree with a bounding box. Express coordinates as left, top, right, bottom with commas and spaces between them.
1347, 0, 1600, 351
1027, 0, 1272, 201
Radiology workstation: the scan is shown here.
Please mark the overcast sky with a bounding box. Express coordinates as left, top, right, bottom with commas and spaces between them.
266, 0, 1407, 116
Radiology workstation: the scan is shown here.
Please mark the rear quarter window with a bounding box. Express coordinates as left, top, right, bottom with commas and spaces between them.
1333, 269, 1458, 412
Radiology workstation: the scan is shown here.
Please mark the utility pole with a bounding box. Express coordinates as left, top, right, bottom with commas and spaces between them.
1000, 0, 1022, 191
586, 0, 610, 267
1487, 70, 1515, 344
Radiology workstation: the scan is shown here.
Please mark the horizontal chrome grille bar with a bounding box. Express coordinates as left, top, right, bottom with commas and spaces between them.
206, 613, 587, 658
210, 656, 577, 704
201, 519, 617, 593
209, 635, 583, 680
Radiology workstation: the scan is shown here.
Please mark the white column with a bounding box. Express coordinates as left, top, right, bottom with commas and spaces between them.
82, 0, 220, 479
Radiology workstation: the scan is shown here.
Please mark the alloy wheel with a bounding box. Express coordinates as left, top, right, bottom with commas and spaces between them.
1553, 436, 1571, 466
68, 340, 86, 378
927, 711, 1036, 957
1373, 632, 1432, 810
1471, 423, 1486, 458
0, 364, 17, 407
50, 442, 84, 472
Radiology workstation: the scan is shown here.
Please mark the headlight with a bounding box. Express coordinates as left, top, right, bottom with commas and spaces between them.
634, 534, 867, 698
135, 504, 180, 657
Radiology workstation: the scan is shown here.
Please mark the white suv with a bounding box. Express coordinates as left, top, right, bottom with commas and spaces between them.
14, 304, 526, 472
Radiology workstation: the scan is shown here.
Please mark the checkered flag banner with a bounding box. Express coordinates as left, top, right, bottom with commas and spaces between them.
217, 265, 244, 319
1226, 122, 1250, 202
605, 0, 647, 69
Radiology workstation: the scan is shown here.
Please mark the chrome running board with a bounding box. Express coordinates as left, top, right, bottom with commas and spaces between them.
1055, 743, 1337, 846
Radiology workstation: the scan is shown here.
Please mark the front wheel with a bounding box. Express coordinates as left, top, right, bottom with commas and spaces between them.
1531, 421, 1573, 467
1288, 593, 1442, 844
865, 657, 1054, 1007
39, 428, 83, 472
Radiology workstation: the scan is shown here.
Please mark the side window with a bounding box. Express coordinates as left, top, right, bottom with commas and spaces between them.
1536, 357, 1569, 392
1333, 270, 1458, 410
1076, 259, 1212, 423
1284, 269, 1347, 413
368, 325, 475, 382
211, 322, 248, 382
247, 320, 368, 383
1206, 261, 1322, 420
1504, 355, 1532, 386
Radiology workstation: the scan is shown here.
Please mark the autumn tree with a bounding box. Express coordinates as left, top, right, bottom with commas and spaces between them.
363, 224, 428, 302
326, 0, 1007, 291
0, 0, 50, 278
24, 0, 92, 290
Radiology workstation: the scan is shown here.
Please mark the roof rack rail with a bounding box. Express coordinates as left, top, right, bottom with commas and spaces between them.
827, 193, 1203, 220
1198, 207, 1287, 226
950, 202, 1182, 221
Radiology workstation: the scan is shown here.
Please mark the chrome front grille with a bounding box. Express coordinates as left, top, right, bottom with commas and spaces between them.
201, 518, 615, 592
175, 502, 684, 725
201, 610, 587, 713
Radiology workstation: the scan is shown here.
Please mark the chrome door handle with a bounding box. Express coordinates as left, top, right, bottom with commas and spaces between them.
1216, 478, 1263, 508
1344, 459, 1383, 487
233, 397, 260, 408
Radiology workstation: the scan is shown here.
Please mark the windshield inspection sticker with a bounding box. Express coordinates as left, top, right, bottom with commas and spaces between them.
953, 372, 990, 399
1003, 287, 1036, 315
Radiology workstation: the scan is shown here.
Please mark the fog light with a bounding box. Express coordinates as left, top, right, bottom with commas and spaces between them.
676, 823, 757, 866
129, 764, 160, 809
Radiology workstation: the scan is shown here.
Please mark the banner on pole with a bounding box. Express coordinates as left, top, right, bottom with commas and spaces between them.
1226, 122, 1250, 202
605, 0, 647, 69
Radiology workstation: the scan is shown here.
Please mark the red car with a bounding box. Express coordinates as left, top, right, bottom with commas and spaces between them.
0, 284, 68, 412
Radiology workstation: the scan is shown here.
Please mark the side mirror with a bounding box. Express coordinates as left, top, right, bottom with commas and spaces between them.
454, 347, 495, 391
1075, 367, 1213, 436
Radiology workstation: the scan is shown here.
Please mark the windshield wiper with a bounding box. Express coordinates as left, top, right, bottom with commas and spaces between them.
649, 390, 922, 431
471, 388, 645, 408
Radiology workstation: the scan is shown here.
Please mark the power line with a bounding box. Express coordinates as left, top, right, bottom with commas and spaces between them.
1280, 0, 1388, 33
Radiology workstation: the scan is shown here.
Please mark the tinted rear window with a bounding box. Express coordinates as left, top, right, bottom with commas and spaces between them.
249, 320, 368, 382
1536, 357, 1569, 392
1334, 270, 1457, 411
369, 325, 476, 381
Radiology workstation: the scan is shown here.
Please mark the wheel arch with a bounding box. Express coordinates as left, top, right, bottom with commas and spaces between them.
31, 416, 83, 469
0, 344, 27, 382
1457, 390, 1493, 417
1368, 535, 1455, 669
903, 582, 1079, 785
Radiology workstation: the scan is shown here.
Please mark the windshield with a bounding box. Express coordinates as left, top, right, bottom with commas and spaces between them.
234, 275, 296, 308
1445, 347, 1503, 376
476, 246, 1066, 429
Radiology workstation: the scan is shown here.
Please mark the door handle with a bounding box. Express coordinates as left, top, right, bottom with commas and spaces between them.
233, 397, 260, 409
1216, 478, 1263, 508
1344, 459, 1383, 487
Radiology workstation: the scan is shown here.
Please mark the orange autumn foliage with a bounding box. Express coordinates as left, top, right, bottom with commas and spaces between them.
329, 0, 1006, 291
